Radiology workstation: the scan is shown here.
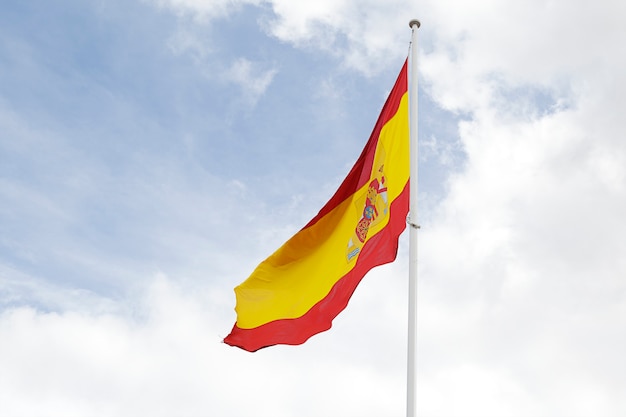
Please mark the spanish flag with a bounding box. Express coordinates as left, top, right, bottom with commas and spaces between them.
224, 61, 410, 352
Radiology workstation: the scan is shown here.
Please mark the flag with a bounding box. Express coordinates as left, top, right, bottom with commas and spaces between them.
224, 61, 410, 352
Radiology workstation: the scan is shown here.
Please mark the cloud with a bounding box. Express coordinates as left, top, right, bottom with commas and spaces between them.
0, 276, 231, 417
409, 1, 626, 414
421, 0, 626, 112
0, 273, 408, 417
163, 18, 279, 106
149, 0, 261, 21
263, 0, 414, 73
225, 57, 278, 105
148, 0, 419, 75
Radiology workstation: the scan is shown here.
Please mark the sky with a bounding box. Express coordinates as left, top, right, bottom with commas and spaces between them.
1, 0, 626, 416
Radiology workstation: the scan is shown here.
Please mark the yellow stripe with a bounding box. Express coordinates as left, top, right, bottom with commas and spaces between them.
235, 93, 409, 329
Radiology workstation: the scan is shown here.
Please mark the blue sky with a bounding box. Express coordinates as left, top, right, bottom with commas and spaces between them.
2, 0, 626, 416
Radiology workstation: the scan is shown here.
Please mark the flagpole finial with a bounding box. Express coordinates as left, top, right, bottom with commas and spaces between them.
409, 19, 421, 29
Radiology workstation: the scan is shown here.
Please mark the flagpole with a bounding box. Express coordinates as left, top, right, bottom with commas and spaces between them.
407, 18, 421, 417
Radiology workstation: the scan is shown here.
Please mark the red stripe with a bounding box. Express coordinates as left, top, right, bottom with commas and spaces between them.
303, 60, 408, 230
223, 180, 409, 352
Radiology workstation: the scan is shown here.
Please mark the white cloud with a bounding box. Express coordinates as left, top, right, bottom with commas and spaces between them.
166, 27, 213, 59
0, 273, 407, 417
225, 57, 278, 105
163, 25, 279, 105
149, 0, 260, 21
421, 0, 626, 112
149, 0, 419, 75
263, 0, 414, 73
410, 1, 626, 414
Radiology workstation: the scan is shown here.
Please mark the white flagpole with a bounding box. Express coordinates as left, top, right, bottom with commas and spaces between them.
407, 18, 421, 417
